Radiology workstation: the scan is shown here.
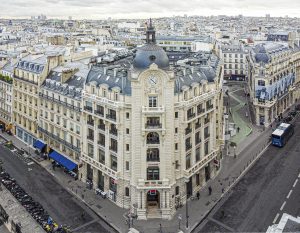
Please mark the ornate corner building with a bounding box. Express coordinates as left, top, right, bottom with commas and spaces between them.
80, 22, 224, 219
248, 42, 300, 126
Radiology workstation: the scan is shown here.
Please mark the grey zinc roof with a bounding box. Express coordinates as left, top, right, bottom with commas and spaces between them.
42, 63, 89, 99
173, 52, 219, 93
86, 66, 132, 95
252, 42, 290, 64
2, 60, 18, 73
17, 54, 47, 74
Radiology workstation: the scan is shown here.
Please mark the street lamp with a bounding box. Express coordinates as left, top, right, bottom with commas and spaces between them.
184, 177, 190, 229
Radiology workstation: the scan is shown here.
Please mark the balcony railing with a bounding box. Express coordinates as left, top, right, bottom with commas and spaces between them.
37, 126, 80, 153
147, 156, 160, 162
146, 139, 160, 144
87, 120, 94, 126
145, 123, 162, 129
206, 104, 213, 110
84, 106, 93, 112
110, 147, 118, 153
106, 114, 116, 121
110, 129, 118, 136
185, 128, 192, 135
38, 93, 81, 112
187, 113, 195, 120
87, 135, 94, 141
195, 123, 201, 129
197, 108, 205, 115
98, 141, 105, 147
94, 110, 104, 117
186, 144, 192, 151
98, 124, 105, 131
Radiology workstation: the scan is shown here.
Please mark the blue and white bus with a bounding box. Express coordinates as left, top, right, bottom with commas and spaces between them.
271, 123, 294, 147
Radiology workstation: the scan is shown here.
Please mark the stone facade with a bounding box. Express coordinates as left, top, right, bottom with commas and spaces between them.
248, 42, 300, 127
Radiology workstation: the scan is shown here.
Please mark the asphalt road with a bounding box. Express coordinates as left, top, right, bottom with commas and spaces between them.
0, 142, 116, 233
193, 116, 300, 232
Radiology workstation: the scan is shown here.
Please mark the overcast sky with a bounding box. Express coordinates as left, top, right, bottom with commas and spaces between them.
1, 0, 300, 19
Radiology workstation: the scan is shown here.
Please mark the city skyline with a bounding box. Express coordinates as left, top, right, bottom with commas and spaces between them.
1, 0, 300, 19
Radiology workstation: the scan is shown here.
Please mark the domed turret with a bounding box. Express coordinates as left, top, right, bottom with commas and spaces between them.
133, 19, 169, 70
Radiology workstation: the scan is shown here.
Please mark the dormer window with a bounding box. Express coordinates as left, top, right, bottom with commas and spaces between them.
103, 89, 106, 97
115, 92, 118, 101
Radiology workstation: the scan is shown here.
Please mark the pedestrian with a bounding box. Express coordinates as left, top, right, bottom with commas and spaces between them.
221, 210, 225, 218
196, 191, 200, 200
222, 188, 224, 193
208, 186, 212, 195
237, 127, 240, 133
81, 212, 85, 220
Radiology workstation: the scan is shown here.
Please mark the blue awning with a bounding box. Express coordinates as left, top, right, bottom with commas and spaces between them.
49, 151, 77, 171
33, 140, 46, 150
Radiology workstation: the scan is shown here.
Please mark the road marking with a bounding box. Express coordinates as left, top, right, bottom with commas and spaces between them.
293, 179, 298, 188
27, 162, 34, 166
287, 190, 293, 199
273, 213, 280, 224
280, 201, 286, 211
298, 173, 300, 178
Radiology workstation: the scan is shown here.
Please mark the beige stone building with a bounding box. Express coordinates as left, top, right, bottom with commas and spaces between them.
0, 61, 15, 131
248, 42, 300, 126
38, 63, 89, 168
80, 23, 224, 220
13, 54, 61, 146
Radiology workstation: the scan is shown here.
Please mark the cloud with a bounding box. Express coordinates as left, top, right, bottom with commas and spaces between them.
1, 0, 300, 18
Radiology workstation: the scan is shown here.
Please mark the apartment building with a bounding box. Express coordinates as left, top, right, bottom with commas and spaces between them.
0, 61, 15, 131
248, 42, 300, 126
221, 43, 248, 81
13, 54, 61, 146
38, 63, 89, 168
80, 23, 224, 220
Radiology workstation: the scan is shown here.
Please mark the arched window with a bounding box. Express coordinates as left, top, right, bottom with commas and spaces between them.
146, 132, 159, 144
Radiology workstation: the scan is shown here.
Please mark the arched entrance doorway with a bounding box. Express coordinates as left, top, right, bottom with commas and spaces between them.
147, 190, 160, 208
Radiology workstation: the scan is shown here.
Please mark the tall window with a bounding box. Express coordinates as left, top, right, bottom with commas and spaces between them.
111, 155, 117, 171
204, 141, 209, 155
196, 147, 201, 162
148, 96, 157, 107
88, 143, 94, 158
186, 154, 191, 170
147, 167, 159, 180
99, 149, 105, 164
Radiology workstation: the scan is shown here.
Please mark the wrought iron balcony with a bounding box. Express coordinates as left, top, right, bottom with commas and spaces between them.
187, 113, 195, 120
84, 106, 93, 112
87, 120, 94, 126
94, 109, 104, 117
186, 143, 192, 151
98, 124, 105, 131
145, 123, 162, 129
106, 114, 116, 121
110, 129, 118, 136
185, 128, 192, 135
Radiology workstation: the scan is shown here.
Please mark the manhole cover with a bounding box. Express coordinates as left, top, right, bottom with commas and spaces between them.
96, 204, 102, 209
205, 201, 210, 206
